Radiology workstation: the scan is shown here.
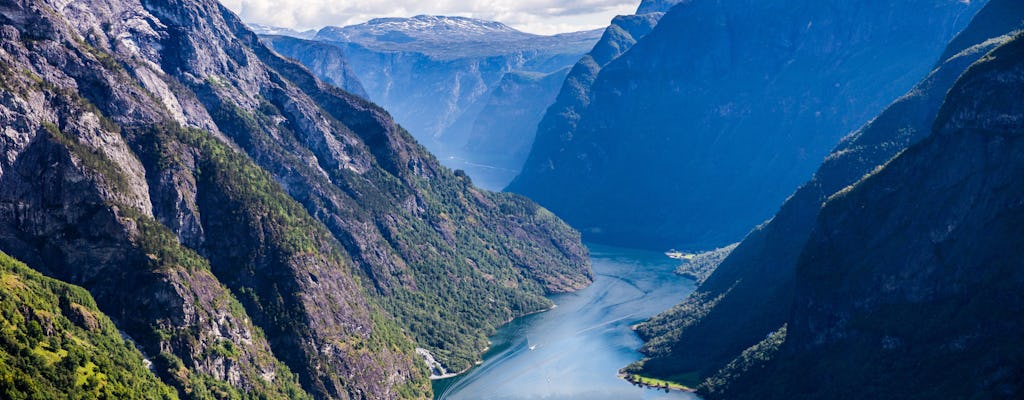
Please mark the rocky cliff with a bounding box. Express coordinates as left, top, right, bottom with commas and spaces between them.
259, 35, 368, 98
509, 7, 665, 196
509, 0, 985, 250
629, 0, 1024, 395
0, 0, 590, 398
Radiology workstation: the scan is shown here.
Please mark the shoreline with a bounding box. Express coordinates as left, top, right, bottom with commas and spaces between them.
427, 303, 559, 380
618, 372, 696, 393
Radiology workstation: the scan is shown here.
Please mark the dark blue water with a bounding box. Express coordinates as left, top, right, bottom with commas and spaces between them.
434, 244, 701, 400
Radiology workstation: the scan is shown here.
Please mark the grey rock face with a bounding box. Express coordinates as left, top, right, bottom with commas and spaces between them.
261, 35, 368, 98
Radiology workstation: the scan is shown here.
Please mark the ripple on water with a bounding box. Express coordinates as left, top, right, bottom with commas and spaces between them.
434, 244, 702, 400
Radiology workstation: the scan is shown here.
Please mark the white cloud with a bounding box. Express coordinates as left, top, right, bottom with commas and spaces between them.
220, 0, 639, 35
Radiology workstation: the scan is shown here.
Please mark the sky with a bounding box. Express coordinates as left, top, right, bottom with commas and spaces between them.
220, 0, 640, 35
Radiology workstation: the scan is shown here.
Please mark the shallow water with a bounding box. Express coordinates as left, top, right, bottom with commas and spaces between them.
433, 244, 701, 400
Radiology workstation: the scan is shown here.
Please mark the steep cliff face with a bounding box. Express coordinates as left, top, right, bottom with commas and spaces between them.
510, 0, 985, 250
259, 35, 367, 98
510, 8, 665, 192
629, 0, 1022, 388
274, 17, 602, 189
0, 0, 590, 398
709, 31, 1024, 400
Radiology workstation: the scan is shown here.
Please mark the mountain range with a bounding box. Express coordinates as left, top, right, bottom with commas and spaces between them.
257, 16, 602, 190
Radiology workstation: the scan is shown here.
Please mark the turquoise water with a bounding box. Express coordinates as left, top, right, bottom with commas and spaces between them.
434, 244, 701, 400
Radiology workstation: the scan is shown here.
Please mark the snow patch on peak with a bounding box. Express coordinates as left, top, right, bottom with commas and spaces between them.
316, 15, 536, 46
363, 15, 520, 35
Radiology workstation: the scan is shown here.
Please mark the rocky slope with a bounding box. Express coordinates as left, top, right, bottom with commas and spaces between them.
509, 0, 985, 250
0, 0, 590, 398
262, 16, 602, 190
629, 0, 1024, 393
0, 250, 178, 399
708, 29, 1024, 400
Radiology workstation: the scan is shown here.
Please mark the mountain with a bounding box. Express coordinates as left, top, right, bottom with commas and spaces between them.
511, 2, 671, 201
706, 28, 1024, 400
260, 35, 369, 98
262, 16, 602, 190
0, 250, 179, 399
628, 0, 1024, 393
508, 0, 985, 250
0, 0, 590, 398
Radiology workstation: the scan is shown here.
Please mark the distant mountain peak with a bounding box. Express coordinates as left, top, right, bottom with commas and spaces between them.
316, 15, 536, 47
312, 15, 601, 59
361, 15, 523, 36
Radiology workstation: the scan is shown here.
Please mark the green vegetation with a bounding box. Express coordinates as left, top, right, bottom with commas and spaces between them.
42, 122, 131, 194
206, 93, 588, 374
699, 325, 786, 397
622, 373, 694, 392
2, 3, 585, 399
674, 243, 738, 284
152, 351, 308, 400
119, 205, 314, 400
134, 121, 430, 398
0, 251, 178, 399
362, 164, 581, 371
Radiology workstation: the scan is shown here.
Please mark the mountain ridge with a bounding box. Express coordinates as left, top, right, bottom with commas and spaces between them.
715, 29, 1024, 399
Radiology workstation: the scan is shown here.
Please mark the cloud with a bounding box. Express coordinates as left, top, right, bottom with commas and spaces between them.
220, 0, 639, 35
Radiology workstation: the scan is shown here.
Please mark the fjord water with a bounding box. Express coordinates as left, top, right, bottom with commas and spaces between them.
434, 245, 701, 400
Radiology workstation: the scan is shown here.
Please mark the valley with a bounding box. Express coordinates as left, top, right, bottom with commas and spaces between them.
0, 0, 1021, 398
433, 245, 700, 400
